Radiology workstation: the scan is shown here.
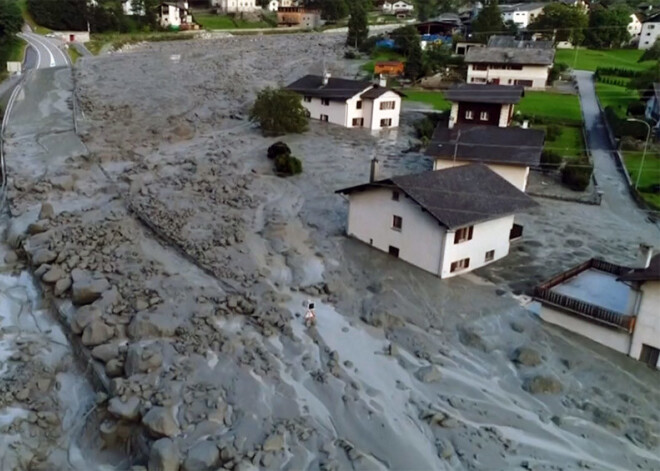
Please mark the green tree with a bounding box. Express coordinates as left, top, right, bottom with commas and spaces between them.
584, 5, 631, 48
0, 0, 23, 38
346, 1, 368, 48
416, 0, 435, 22
528, 3, 588, 45
424, 42, 452, 74
250, 88, 309, 136
471, 0, 505, 43
321, 0, 349, 22
393, 24, 420, 56
405, 40, 425, 81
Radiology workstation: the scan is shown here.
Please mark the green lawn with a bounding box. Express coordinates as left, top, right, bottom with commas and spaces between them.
194, 13, 273, 29
517, 91, 583, 123
555, 48, 656, 71
86, 32, 194, 55
404, 90, 450, 110
538, 125, 586, 161
16, 0, 51, 34
595, 82, 639, 117
623, 151, 660, 209
361, 48, 405, 73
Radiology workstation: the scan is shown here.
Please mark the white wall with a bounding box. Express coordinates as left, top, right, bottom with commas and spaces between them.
367, 91, 402, 130
639, 21, 660, 49
629, 281, 660, 368
214, 0, 259, 13
346, 188, 445, 275
467, 64, 550, 89
267, 0, 278, 12
499, 103, 512, 127
439, 215, 515, 278
628, 14, 642, 37
301, 97, 349, 127
433, 160, 529, 191
540, 305, 632, 354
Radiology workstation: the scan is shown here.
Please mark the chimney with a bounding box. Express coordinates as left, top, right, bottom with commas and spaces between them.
638, 243, 654, 268
369, 158, 380, 183
522, 120, 529, 129
376, 74, 387, 87
322, 71, 331, 86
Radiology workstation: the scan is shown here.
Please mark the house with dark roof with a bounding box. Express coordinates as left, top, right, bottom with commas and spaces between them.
535, 247, 660, 369
427, 84, 545, 191
335, 163, 537, 278
285, 74, 404, 130
499, 2, 547, 29
465, 46, 555, 89
157, 2, 194, 29
487, 35, 554, 50
639, 11, 660, 49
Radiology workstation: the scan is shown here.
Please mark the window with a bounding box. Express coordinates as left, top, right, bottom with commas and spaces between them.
392, 190, 400, 201
465, 110, 474, 120
388, 246, 400, 257
649, 24, 655, 30
454, 226, 474, 244
303, 96, 312, 102
640, 344, 660, 367
352, 118, 364, 127
473, 64, 488, 71
320, 114, 329, 122
485, 250, 495, 262
450, 258, 470, 273
380, 101, 396, 110
479, 111, 489, 121
380, 118, 392, 127
514, 79, 533, 87
356, 100, 362, 109
321, 98, 330, 106
392, 215, 402, 230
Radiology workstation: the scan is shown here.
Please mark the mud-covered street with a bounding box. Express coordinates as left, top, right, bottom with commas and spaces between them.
1, 33, 659, 470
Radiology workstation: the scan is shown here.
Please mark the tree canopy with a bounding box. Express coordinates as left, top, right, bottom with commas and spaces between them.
250, 88, 309, 136
583, 4, 631, 49
528, 3, 588, 45
471, 0, 505, 43
0, 0, 23, 39
321, 0, 349, 22
346, 1, 369, 48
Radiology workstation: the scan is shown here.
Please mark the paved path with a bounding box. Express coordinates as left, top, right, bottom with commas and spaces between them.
574, 70, 656, 227
18, 32, 70, 69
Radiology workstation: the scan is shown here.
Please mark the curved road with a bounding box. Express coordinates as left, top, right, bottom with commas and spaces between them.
18, 31, 70, 69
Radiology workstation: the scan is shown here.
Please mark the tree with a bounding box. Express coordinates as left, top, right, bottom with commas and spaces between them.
393, 25, 420, 57
504, 19, 519, 36
416, 0, 435, 22
640, 38, 660, 62
424, 42, 452, 74
0, 0, 23, 39
250, 88, 309, 136
528, 3, 588, 45
584, 5, 631, 48
405, 40, 425, 81
471, 0, 505, 43
321, 0, 349, 22
346, 1, 368, 48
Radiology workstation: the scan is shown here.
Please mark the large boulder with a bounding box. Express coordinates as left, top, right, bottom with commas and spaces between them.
91, 341, 120, 363
39, 202, 54, 219
148, 438, 180, 471
108, 396, 141, 421
523, 375, 563, 395
125, 343, 163, 376
42, 266, 66, 284
71, 269, 110, 305
82, 320, 115, 346
71, 305, 103, 334
143, 407, 180, 438
32, 249, 57, 266
262, 433, 285, 452
511, 347, 542, 367
415, 365, 442, 383
128, 312, 180, 339
182, 441, 220, 471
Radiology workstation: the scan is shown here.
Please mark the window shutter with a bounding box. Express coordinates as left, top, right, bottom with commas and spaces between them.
454, 231, 460, 244
468, 226, 474, 240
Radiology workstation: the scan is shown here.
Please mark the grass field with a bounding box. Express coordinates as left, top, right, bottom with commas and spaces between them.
361, 48, 405, 73
16, 0, 51, 34
194, 13, 273, 30
595, 82, 639, 117
86, 32, 194, 55
403, 90, 450, 110
0, 37, 27, 81
555, 48, 656, 71
623, 151, 660, 209
67, 46, 81, 64
538, 125, 586, 161
517, 91, 583, 123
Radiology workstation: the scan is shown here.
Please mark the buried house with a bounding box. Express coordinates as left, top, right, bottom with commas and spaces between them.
285, 74, 404, 130
335, 163, 537, 279
534, 248, 660, 369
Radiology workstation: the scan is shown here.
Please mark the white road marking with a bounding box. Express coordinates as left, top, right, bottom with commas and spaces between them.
18, 33, 41, 69
41, 35, 69, 66
23, 33, 56, 67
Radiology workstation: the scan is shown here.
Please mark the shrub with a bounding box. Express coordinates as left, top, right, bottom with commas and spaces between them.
626, 101, 646, 117
540, 150, 563, 172
267, 141, 291, 160
413, 112, 445, 141
274, 154, 302, 176
344, 49, 358, 59
545, 124, 562, 141
561, 161, 593, 191
620, 136, 645, 151
250, 88, 308, 136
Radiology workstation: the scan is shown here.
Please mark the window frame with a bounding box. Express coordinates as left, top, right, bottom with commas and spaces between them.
485, 250, 495, 262
392, 215, 402, 231
479, 111, 489, 121
380, 101, 396, 110
321, 98, 330, 106
303, 96, 312, 103
380, 118, 392, 127
356, 100, 363, 109
454, 226, 474, 244
450, 258, 470, 273
465, 110, 474, 120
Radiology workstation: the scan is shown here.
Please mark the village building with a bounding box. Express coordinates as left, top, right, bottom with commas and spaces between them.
122, 0, 145, 16
499, 2, 546, 29
277, 7, 322, 28
336, 163, 537, 278
628, 13, 643, 40
639, 11, 660, 49
487, 35, 553, 49
285, 74, 403, 130
211, 0, 260, 13
382, 1, 415, 14
374, 61, 404, 76
157, 2, 194, 29
465, 46, 555, 89
644, 83, 660, 132
455, 41, 484, 56
535, 249, 660, 369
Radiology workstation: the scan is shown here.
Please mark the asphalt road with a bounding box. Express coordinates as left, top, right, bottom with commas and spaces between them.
18, 32, 70, 69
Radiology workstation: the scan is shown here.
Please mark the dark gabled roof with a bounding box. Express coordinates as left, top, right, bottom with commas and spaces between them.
426, 124, 545, 167
642, 12, 660, 23
499, 2, 547, 13
618, 254, 660, 282
444, 83, 524, 104
336, 164, 538, 229
487, 35, 554, 50
360, 85, 406, 99
285, 75, 372, 101
465, 47, 555, 66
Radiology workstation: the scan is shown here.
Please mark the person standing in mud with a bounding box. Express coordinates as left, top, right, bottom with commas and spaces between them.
304, 300, 316, 327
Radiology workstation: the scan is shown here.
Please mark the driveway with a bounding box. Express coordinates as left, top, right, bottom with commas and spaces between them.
574, 70, 657, 227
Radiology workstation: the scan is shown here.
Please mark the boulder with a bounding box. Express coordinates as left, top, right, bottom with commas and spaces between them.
82, 320, 115, 346
128, 312, 180, 339
182, 441, 220, 471
148, 438, 180, 471
262, 433, 285, 452
72, 270, 110, 305
91, 342, 120, 363
50, 175, 74, 191
415, 365, 442, 383
27, 221, 49, 235
523, 375, 563, 395
32, 249, 57, 266
105, 359, 124, 377
511, 347, 542, 367
125, 343, 163, 376
4, 250, 18, 263
143, 407, 180, 438
42, 266, 66, 284
71, 305, 102, 334
39, 202, 54, 219
108, 396, 141, 421
54, 276, 72, 296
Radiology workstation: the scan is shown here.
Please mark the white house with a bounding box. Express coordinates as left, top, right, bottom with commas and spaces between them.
157, 2, 193, 29
535, 249, 660, 369
639, 12, 660, 49
267, 0, 279, 12
336, 163, 537, 279
382, 1, 414, 14
212, 0, 260, 13
628, 13, 643, 39
286, 74, 404, 130
499, 2, 546, 29
465, 47, 555, 89
122, 0, 145, 16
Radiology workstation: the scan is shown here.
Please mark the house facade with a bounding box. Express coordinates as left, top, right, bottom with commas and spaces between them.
211, 0, 260, 13
382, 1, 414, 13
122, 0, 145, 16
336, 164, 537, 278
628, 13, 643, 39
639, 12, 660, 49
277, 7, 322, 28
499, 2, 546, 29
465, 47, 555, 89
286, 74, 403, 130
157, 2, 193, 29
535, 251, 660, 369
374, 61, 404, 76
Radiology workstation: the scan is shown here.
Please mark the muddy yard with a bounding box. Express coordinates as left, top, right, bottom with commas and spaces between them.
1, 33, 659, 470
